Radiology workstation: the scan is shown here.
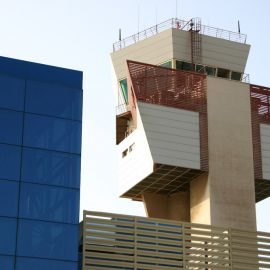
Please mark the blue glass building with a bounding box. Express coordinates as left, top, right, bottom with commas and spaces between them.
0, 56, 83, 270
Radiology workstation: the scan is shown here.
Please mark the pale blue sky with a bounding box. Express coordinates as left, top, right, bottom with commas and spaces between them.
1, 0, 269, 231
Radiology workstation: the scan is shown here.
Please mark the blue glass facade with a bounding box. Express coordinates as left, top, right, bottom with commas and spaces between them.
0, 56, 83, 270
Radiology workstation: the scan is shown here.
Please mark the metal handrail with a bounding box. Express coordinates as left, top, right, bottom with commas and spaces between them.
113, 18, 247, 51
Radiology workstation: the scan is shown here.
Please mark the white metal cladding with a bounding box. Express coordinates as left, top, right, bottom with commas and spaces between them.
82, 211, 270, 270
260, 124, 270, 180
138, 102, 200, 169
118, 109, 154, 197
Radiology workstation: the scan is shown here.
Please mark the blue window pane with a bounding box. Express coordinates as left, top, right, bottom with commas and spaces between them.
0, 180, 19, 217
17, 220, 78, 261
0, 74, 24, 111
23, 114, 82, 154
0, 217, 17, 255
0, 109, 23, 145
22, 148, 80, 188
19, 183, 79, 223
0, 255, 14, 270
0, 144, 21, 181
16, 257, 77, 270
26, 81, 82, 121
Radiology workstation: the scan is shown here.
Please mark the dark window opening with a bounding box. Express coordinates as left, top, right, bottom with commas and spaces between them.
205, 66, 216, 76
231, 71, 242, 81
217, 68, 230, 79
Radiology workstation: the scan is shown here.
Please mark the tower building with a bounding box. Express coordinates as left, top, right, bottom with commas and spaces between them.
111, 18, 262, 231
81, 18, 270, 270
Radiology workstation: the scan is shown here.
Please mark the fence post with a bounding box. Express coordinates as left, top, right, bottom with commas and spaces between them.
229, 228, 233, 270
182, 222, 186, 269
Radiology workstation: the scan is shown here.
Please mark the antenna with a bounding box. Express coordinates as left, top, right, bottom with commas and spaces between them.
119, 29, 122, 41
238, 20, 241, 33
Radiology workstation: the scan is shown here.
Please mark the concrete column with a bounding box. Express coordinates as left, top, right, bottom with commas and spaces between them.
190, 173, 211, 225
142, 191, 190, 222
206, 77, 256, 231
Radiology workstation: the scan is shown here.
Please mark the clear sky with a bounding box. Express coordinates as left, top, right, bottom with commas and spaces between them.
1, 0, 269, 231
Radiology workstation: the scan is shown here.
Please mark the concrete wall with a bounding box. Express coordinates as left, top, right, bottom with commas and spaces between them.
260, 123, 270, 180
207, 77, 256, 230
138, 102, 200, 169
111, 29, 173, 80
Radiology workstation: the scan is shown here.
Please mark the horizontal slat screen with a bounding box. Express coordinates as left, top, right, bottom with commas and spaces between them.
82, 211, 270, 269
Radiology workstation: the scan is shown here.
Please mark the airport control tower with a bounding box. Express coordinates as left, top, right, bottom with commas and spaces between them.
111, 18, 270, 231
81, 18, 270, 270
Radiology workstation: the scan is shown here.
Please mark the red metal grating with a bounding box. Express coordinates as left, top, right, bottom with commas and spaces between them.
250, 84, 270, 179
127, 60, 208, 171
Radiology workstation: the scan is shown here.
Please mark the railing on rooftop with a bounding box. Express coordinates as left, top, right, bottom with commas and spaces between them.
82, 211, 270, 270
113, 18, 247, 51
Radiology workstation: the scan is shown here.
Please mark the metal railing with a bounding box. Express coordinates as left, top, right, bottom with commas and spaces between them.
82, 211, 270, 270
116, 103, 129, 116
113, 18, 247, 51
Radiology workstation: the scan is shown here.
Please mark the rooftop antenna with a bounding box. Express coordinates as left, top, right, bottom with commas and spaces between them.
119, 28, 122, 41
238, 20, 241, 33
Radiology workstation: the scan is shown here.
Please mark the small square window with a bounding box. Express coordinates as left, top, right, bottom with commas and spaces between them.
122, 149, 128, 158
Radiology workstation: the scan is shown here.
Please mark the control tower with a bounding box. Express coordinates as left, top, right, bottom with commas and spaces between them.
111, 18, 270, 231
80, 18, 270, 270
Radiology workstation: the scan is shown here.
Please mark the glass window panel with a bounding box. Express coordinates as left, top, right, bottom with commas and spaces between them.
182, 61, 193, 71
0, 74, 24, 111
205, 66, 216, 76
26, 81, 82, 121
0, 217, 17, 255
0, 255, 14, 270
23, 114, 82, 154
17, 220, 78, 261
195, 64, 205, 73
120, 79, 128, 104
231, 71, 242, 81
176, 60, 183, 70
19, 183, 79, 224
16, 257, 77, 270
159, 61, 172, 68
217, 68, 230, 79
0, 109, 23, 145
0, 144, 21, 181
22, 148, 80, 188
0, 180, 19, 217
176, 60, 193, 71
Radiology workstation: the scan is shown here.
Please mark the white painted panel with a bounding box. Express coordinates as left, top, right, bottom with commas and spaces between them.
260, 123, 270, 180
138, 102, 200, 169
118, 109, 154, 196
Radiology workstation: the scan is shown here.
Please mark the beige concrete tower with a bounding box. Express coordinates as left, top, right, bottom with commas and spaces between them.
111, 18, 270, 231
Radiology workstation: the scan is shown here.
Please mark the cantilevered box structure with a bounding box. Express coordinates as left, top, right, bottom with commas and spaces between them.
81, 18, 270, 270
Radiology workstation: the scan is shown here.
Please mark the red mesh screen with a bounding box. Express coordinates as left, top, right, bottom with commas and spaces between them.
127, 60, 208, 171
250, 84, 270, 179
